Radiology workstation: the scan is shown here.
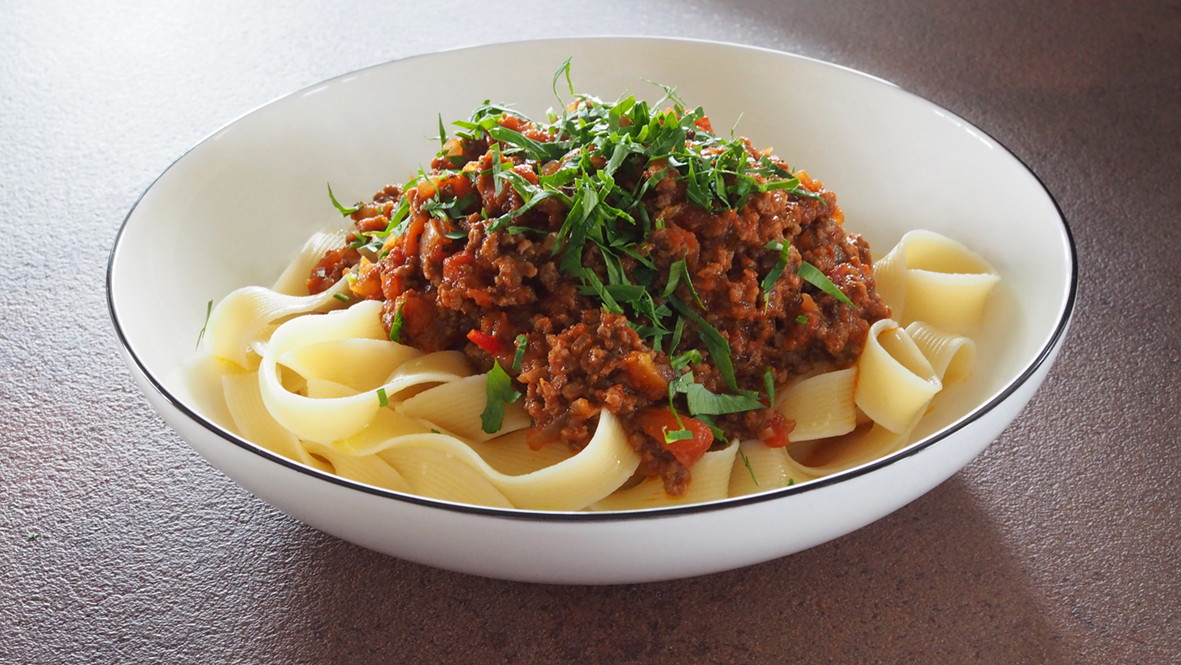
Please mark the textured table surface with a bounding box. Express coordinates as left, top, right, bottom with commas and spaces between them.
3, 1, 1178, 663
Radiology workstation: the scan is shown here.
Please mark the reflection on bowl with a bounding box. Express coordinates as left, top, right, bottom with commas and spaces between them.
108, 37, 1075, 584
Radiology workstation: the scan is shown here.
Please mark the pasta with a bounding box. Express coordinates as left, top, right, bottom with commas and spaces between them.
190, 83, 1001, 512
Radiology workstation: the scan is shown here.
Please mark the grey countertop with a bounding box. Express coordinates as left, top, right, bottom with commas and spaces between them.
3, 1, 1178, 663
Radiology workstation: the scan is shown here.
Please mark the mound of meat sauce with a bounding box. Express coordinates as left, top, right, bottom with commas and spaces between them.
308, 109, 889, 497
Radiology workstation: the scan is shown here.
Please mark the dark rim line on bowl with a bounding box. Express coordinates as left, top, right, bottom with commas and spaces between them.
106, 37, 1079, 524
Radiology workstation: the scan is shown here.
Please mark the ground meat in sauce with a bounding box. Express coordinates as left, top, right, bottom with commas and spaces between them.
307, 101, 890, 497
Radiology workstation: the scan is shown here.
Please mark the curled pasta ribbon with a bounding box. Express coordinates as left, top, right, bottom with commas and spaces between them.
258, 300, 449, 443
855, 318, 941, 434
591, 440, 739, 511
204, 283, 349, 368
904, 321, 975, 384
778, 368, 859, 442
344, 411, 640, 511
773, 364, 913, 478
400, 374, 531, 442
873, 229, 1000, 333
791, 425, 912, 478
728, 440, 814, 496
269, 229, 349, 295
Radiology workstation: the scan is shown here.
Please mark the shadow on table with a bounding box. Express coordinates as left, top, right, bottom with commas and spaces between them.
259, 475, 1079, 665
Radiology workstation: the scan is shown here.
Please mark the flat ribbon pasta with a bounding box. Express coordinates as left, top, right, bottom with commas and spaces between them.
728, 440, 813, 496
872, 229, 1000, 333
341, 411, 640, 511
261, 302, 427, 446
777, 367, 859, 442
591, 441, 739, 511
204, 282, 349, 368
854, 318, 941, 434
269, 229, 349, 296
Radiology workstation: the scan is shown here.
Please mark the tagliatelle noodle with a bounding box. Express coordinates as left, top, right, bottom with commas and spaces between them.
728, 440, 814, 497
270, 229, 350, 295
903, 321, 975, 384
302, 439, 414, 493
204, 292, 639, 510
340, 410, 639, 511
400, 374, 531, 442
777, 367, 858, 442
789, 424, 912, 477
873, 229, 1000, 334
204, 284, 349, 369
461, 429, 576, 477
257, 301, 410, 443
590, 441, 739, 511
218, 368, 334, 472
854, 318, 942, 434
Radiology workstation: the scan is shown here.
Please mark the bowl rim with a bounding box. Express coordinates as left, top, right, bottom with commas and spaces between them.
106, 35, 1078, 523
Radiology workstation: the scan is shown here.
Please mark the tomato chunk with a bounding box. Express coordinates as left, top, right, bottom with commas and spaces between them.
763, 411, 792, 448
634, 408, 715, 468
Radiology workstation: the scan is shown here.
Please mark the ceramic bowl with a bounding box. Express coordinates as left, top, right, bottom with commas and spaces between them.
108, 37, 1076, 584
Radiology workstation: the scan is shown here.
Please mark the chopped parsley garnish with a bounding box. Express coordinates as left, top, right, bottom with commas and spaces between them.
797, 261, 856, 307
738, 448, 759, 486
760, 239, 792, 308
481, 360, 522, 433
683, 382, 764, 415
511, 334, 527, 372
333, 292, 350, 302
195, 299, 212, 350
376, 387, 389, 407
327, 183, 360, 216
388, 303, 405, 342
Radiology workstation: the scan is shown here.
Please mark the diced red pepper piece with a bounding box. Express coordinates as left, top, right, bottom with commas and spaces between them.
466, 329, 511, 357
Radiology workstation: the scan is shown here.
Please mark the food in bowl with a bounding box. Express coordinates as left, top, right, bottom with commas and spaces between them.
189, 75, 1000, 511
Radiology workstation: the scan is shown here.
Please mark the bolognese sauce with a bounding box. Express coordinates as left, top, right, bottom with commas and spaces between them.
308, 87, 889, 496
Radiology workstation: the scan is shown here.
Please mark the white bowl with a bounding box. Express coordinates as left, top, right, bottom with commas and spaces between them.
108, 37, 1076, 584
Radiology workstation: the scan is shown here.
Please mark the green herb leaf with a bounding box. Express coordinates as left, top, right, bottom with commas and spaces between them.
663, 258, 705, 309
760, 239, 792, 306
481, 360, 522, 434
333, 292, 350, 302
512, 334, 527, 372
487, 126, 567, 162
552, 57, 574, 104
195, 299, 212, 350
669, 296, 738, 391
684, 383, 764, 416
738, 447, 759, 486
384, 197, 412, 237
693, 412, 728, 441
797, 261, 856, 307
327, 183, 360, 216
376, 387, 389, 407
388, 302, 405, 342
